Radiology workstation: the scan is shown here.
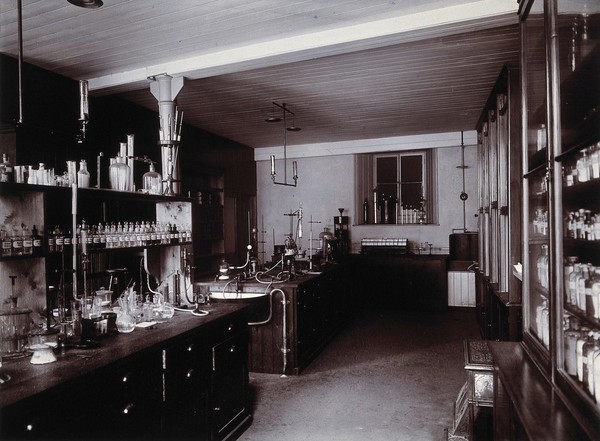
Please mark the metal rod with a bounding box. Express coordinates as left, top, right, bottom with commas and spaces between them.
17, 0, 23, 124
461, 131, 467, 232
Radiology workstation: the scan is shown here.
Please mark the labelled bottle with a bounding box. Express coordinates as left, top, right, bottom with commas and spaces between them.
11, 225, 23, 256
31, 225, 42, 256
21, 224, 32, 255
1, 227, 12, 257
47, 227, 55, 253
54, 225, 64, 253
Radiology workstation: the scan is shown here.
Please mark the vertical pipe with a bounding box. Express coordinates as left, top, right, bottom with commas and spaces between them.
17, 0, 23, 124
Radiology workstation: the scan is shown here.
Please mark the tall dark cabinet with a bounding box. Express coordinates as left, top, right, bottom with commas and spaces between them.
475, 64, 523, 342
490, 1, 599, 439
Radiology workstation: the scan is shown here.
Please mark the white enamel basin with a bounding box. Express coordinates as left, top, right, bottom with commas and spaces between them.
210, 291, 268, 300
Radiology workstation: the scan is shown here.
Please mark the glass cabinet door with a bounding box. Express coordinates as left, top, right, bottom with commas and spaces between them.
521, 0, 552, 362
554, 0, 600, 414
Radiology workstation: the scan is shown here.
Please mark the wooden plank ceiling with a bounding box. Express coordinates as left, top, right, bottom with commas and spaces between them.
0, 0, 521, 148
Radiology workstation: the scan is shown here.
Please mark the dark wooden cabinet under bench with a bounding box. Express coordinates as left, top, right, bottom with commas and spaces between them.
0, 304, 252, 441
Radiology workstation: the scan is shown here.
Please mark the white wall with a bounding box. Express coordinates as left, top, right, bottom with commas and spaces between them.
256, 140, 478, 261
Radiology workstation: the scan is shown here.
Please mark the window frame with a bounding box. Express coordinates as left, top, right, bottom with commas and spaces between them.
355, 149, 437, 225
373, 151, 426, 211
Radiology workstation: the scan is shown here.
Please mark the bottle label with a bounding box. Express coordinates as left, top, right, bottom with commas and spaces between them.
12, 239, 22, 248
56, 237, 64, 246
33, 239, 42, 247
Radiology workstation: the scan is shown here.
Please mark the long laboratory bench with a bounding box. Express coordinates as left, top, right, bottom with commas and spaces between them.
196, 263, 356, 375
0, 303, 252, 441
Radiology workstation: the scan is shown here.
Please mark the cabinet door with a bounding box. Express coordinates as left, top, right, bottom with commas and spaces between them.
521, 0, 552, 368
164, 338, 212, 440
102, 352, 164, 439
554, 0, 600, 426
211, 331, 249, 441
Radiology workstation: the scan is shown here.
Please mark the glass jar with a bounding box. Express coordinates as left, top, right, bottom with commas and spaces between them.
143, 163, 162, 195
77, 159, 90, 188
115, 309, 135, 333
109, 155, 131, 192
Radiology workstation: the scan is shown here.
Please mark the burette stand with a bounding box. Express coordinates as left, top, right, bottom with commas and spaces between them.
308, 216, 322, 270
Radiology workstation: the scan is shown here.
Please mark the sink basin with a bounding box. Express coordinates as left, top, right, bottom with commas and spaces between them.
209, 291, 270, 323
210, 291, 268, 300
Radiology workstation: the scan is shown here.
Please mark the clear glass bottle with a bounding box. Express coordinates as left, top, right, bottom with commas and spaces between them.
576, 150, 590, 183
564, 316, 581, 377
581, 331, 596, 394
143, 163, 162, 195
590, 269, 600, 320
541, 299, 550, 349
109, 155, 131, 192
590, 142, 600, 179
116, 309, 135, 333
77, 159, 90, 188
564, 256, 579, 304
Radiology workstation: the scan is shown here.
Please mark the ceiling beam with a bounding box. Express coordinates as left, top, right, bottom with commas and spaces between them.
253, 131, 479, 160
87, 0, 517, 93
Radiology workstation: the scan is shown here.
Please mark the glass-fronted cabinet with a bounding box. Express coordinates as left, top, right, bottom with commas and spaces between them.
554, 0, 600, 424
521, 0, 600, 434
521, 0, 551, 367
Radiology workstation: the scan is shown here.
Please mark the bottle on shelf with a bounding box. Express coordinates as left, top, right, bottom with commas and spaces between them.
581, 331, 596, 396
537, 245, 549, 289
54, 225, 64, 253
0, 154, 13, 183
11, 225, 23, 256
47, 227, 55, 253
576, 150, 590, 183
564, 316, 581, 377
1, 227, 12, 257
576, 328, 590, 383
21, 224, 32, 255
77, 159, 90, 188
109, 154, 132, 192
143, 163, 162, 195
31, 225, 42, 256
590, 269, 600, 320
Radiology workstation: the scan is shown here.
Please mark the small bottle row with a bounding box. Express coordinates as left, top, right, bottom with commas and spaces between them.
564, 141, 600, 187
74, 220, 192, 251
565, 209, 600, 241
1, 220, 191, 257
563, 316, 600, 406
1, 224, 42, 257
564, 258, 600, 321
